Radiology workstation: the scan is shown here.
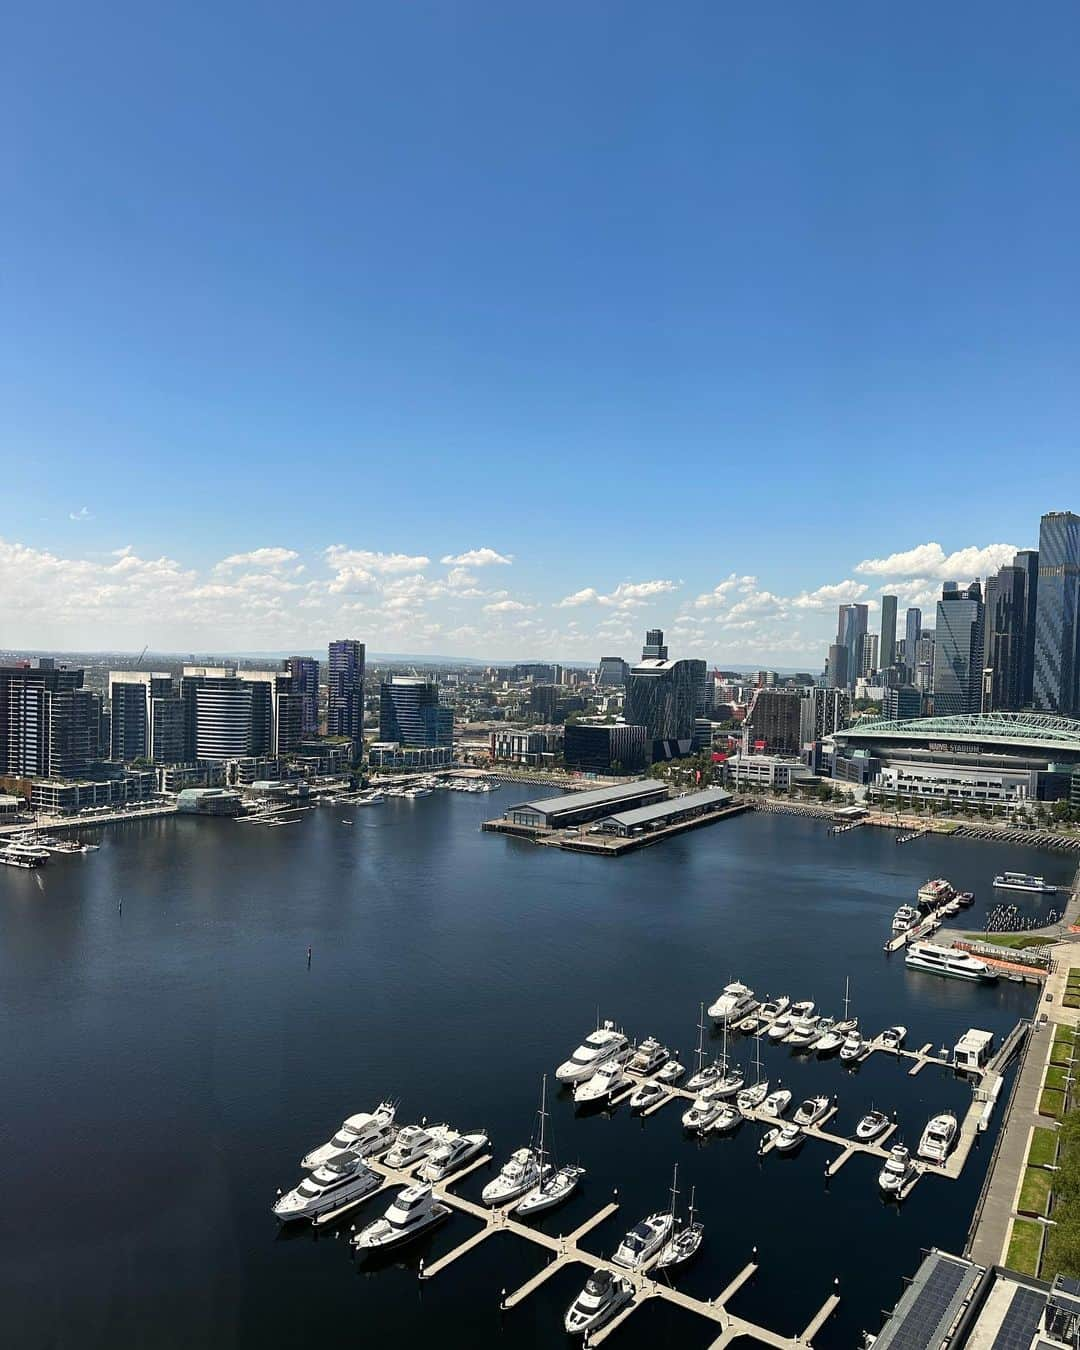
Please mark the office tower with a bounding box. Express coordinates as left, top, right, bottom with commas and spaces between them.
862, 633, 879, 676
1033, 511, 1080, 715
379, 677, 453, 747
826, 644, 848, 690
879, 595, 898, 670
624, 631, 706, 755
904, 608, 923, 675
109, 672, 184, 764
529, 684, 559, 721
563, 723, 647, 775
835, 604, 869, 688
0, 660, 100, 778
327, 640, 365, 742
981, 564, 1027, 712
286, 657, 320, 735
932, 581, 985, 716
595, 656, 629, 688
882, 685, 922, 722
1013, 549, 1039, 706
642, 629, 668, 661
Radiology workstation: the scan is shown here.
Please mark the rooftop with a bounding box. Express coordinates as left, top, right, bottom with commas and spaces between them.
836, 711, 1080, 753
511, 780, 662, 814
603, 787, 732, 829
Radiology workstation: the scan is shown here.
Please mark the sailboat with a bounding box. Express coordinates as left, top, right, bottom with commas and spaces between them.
736, 1038, 770, 1112
707, 1017, 744, 1099
817, 978, 855, 1055
515, 1075, 586, 1215
685, 1002, 724, 1093
656, 1166, 704, 1269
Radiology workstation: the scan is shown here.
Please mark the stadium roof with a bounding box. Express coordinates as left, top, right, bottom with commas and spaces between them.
835, 711, 1080, 753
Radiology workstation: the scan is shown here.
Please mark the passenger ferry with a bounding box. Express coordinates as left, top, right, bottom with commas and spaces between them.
904, 942, 998, 983
917, 878, 955, 909
993, 871, 1058, 894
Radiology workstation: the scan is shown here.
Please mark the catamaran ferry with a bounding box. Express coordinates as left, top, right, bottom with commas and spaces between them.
905, 942, 998, 983
917, 878, 955, 909
993, 872, 1058, 894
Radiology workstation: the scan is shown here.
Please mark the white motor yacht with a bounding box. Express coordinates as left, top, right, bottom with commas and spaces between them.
840, 1034, 871, 1064
273, 1154, 381, 1222
681, 1095, 723, 1132
564, 1269, 633, 1336
880, 1025, 908, 1050
628, 1037, 669, 1075
892, 905, 920, 933
762, 1123, 804, 1154
815, 1023, 846, 1055
629, 1081, 666, 1111
917, 1112, 958, 1163
856, 1109, 890, 1141
417, 1130, 488, 1182
302, 1102, 397, 1170
708, 982, 758, 1024
705, 1063, 744, 1099
736, 1079, 770, 1113
352, 1184, 450, 1250
573, 1060, 628, 1106
766, 1011, 798, 1042
761, 1088, 791, 1118
685, 1061, 724, 1093
905, 942, 998, 983
481, 1147, 547, 1205
994, 872, 1057, 893
385, 1123, 452, 1170
785, 1015, 822, 1047
759, 996, 791, 1022
556, 1021, 630, 1084
612, 1212, 675, 1270
708, 1103, 742, 1133
656, 1059, 686, 1085
793, 1095, 830, 1126
879, 1145, 916, 1195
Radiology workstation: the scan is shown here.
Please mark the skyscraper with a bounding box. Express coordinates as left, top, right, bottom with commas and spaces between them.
904, 608, 922, 674
826, 644, 848, 690
624, 630, 706, 757
835, 604, 869, 687
981, 564, 1027, 712
1013, 549, 1039, 706
0, 660, 102, 778
327, 640, 365, 743
879, 595, 898, 670
932, 581, 984, 716
109, 672, 184, 764
595, 656, 629, 687
379, 677, 453, 747
286, 657, 320, 735
1033, 511, 1080, 715
641, 629, 668, 660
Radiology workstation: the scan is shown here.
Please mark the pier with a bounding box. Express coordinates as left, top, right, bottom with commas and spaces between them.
330, 1143, 842, 1346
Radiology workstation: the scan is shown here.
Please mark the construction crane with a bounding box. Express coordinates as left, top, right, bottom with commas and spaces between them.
136, 644, 148, 665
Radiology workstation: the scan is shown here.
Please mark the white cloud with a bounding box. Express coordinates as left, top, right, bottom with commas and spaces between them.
324, 546, 431, 575
483, 599, 533, 613
554, 579, 678, 610
790, 579, 869, 610
440, 547, 513, 568
216, 546, 299, 570
69, 506, 92, 521
856, 541, 1020, 580
692, 574, 757, 609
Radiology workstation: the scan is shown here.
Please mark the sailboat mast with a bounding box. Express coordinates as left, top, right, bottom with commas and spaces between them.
669, 1163, 679, 1224
537, 1074, 547, 1166
696, 1001, 705, 1073
843, 977, 850, 1021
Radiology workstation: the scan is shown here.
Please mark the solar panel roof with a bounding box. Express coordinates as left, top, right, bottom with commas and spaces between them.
874, 1253, 983, 1350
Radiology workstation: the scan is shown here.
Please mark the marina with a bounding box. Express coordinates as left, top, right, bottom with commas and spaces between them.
1, 789, 1076, 1350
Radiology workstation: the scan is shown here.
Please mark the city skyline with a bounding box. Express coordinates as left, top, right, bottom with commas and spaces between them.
0, 529, 1039, 664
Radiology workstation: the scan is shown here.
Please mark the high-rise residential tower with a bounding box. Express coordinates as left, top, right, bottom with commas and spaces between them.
1033, 511, 1080, 715
904, 608, 923, 674
327, 640, 365, 743
379, 677, 453, 747
1013, 549, 1039, 706
835, 604, 869, 687
109, 672, 184, 764
879, 595, 898, 670
286, 657, 320, 735
932, 581, 984, 716
981, 564, 1028, 712
0, 660, 102, 778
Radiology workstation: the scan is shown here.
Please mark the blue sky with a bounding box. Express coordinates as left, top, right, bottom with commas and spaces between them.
3, 2, 1078, 660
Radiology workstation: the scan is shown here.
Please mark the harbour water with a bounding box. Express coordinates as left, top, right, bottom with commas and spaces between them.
1, 794, 1074, 1349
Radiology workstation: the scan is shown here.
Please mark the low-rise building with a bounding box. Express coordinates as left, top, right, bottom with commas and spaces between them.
368, 741, 453, 770
30, 770, 157, 815
489, 726, 564, 767
176, 787, 243, 816
563, 723, 647, 775
724, 754, 815, 791
503, 780, 668, 830
157, 763, 226, 794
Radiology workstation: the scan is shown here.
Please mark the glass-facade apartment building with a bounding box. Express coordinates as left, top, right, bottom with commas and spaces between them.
932, 582, 984, 716
327, 640, 365, 742
1033, 511, 1080, 715
379, 676, 453, 748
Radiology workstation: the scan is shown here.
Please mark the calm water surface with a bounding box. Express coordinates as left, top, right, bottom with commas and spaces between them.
2, 793, 1074, 1350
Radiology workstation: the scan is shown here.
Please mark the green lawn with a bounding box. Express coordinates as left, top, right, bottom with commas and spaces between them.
965, 933, 1057, 950
1053, 1048, 1076, 1067
1029, 1127, 1060, 1167
1007, 1219, 1045, 1276
1064, 996, 1080, 1010
1047, 1066, 1073, 1092
1070, 968, 1080, 980
1055, 1026, 1077, 1046
1041, 1088, 1067, 1120
1019, 1167, 1054, 1216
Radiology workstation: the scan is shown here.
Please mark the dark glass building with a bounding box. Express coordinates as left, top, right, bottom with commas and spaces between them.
327, 640, 365, 743
879, 594, 898, 670
595, 656, 629, 687
904, 607, 922, 674
1013, 548, 1039, 706
1033, 511, 1080, 715
109, 672, 184, 764
624, 637, 706, 760
563, 723, 647, 775
835, 603, 869, 687
0, 660, 102, 778
932, 581, 984, 716
379, 677, 453, 748
286, 657, 320, 736
981, 564, 1027, 712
